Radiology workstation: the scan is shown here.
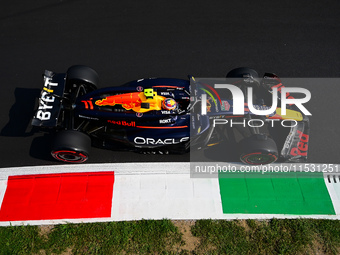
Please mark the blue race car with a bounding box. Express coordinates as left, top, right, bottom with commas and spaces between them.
32, 66, 309, 164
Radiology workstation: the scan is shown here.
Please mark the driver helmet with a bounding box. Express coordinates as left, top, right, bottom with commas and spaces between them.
144, 88, 154, 99
162, 98, 177, 111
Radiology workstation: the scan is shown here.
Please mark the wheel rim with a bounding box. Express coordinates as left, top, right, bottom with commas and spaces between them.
241, 152, 277, 165
52, 150, 88, 163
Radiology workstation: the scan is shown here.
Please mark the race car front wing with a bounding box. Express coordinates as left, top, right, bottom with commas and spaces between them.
281, 116, 310, 162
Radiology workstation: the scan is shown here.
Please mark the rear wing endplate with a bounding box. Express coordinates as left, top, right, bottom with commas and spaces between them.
31, 70, 66, 127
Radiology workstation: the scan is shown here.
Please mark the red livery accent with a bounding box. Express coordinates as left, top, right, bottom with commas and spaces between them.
88, 100, 94, 110
290, 130, 309, 157
96, 93, 142, 110
152, 85, 184, 88
82, 100, 94, 110
136, 125, 188, 129
108, 120, 136, 127
202, 83, 222, 105
82, 100, 88, 109
268, 114, 283, 120
271, 83, 295, 105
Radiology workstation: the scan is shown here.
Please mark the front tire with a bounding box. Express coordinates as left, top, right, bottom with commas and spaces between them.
226, 67, 260, 89
51, 130, 91, 163
226, 67, 259, 79
239, 134, 278, 165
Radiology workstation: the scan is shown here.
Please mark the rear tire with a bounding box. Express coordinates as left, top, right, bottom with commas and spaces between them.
51, 130, 91, 163
239, 134, 278, 165
66, 65, 99, 92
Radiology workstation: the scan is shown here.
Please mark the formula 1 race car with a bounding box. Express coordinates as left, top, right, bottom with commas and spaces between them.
31, 66, 310, 164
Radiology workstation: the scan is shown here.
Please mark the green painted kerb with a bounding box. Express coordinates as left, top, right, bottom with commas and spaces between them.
218, 172, 335, 215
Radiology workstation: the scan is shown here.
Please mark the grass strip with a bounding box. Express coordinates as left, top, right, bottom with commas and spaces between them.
0, 219, 340, 254
191, 219, 340, 254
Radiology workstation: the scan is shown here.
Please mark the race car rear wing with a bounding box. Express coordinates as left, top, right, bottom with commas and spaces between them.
31, 70, 66, 127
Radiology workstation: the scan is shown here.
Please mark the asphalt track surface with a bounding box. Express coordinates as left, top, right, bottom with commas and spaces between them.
0, 0, 339, 168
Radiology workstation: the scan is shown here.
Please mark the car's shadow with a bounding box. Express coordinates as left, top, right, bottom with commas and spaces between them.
199, 141, 240, 162
190, 127, 240, 162
29, 133, 55, 162
1, 88, 55, 162
1, 88, 40, 137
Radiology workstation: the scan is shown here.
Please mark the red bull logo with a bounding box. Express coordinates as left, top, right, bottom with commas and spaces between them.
107, 120, 136, 127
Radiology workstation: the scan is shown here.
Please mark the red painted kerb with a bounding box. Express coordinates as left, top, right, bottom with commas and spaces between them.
0, 172, 115, 221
